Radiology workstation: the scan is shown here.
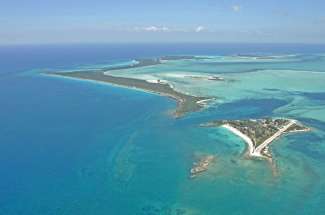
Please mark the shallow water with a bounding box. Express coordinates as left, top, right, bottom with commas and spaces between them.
1, 44, 325, 214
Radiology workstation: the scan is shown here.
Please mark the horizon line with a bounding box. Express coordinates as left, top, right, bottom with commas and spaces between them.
1, 41, 325, 47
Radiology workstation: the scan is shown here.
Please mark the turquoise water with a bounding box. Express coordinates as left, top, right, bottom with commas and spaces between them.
1, 44, 325, 214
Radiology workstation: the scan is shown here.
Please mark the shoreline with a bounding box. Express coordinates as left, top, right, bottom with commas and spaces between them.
222, 119, 302, 159
222, 124, 262, 158
253, 120, 296, 157
46, 71, 211, 117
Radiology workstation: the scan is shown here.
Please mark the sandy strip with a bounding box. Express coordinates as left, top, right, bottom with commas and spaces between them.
196, 98, 214, 105
222, 124, 262, 157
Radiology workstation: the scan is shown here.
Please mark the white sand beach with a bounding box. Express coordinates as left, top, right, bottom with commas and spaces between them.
222, 124, 262, 157
222, 119, 297, 159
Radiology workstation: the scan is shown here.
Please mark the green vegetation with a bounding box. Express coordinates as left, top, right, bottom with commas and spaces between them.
201, 118, 309, 147
50, 71, 211, 117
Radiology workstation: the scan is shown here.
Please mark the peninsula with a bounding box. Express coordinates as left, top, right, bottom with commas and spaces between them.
201, 118, 310, 159
49, 71, 212, 117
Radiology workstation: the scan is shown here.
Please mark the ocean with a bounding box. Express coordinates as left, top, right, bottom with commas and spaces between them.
1, 43, 325, 215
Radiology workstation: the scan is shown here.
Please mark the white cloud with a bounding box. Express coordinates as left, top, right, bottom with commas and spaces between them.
232, 5, 241, 12
195, 26, 205, 32
135, 26, 170, 32
132, 25, 208, 33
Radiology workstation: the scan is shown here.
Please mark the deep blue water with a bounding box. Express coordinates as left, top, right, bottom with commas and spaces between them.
0, 74, 172, 214
1, 43, 325, 215
1, 43, 325, 74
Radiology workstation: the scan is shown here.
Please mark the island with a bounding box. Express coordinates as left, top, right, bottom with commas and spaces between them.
234, 54, 284, 60
89, 56, 206, 72
160, 55, 199, 61
159, 55, 212, 61
187, 75, 224, 81
190, 155, 215, 178
104, 58, 161, 71
201, 118, 310, 159
49, 71, 213, 117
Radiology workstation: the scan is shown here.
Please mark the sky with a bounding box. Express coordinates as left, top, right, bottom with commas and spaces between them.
1, 0, 325, 44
